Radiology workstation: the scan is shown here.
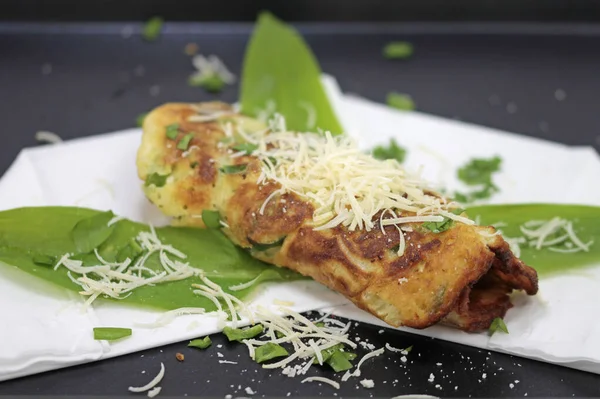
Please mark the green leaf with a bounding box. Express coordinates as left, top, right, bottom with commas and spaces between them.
70, 211, 115, 254
240, 12, 343, 134
343, 351, 357, 361
188, 336, 212, 349
254, 342, 289, 363
136, 113, 147, 127
142, 17, 164, 42
219, 164, 248, 174
387, 92, 415, 111
372, 138, 407, 163
93, 327, 132, 341
145, 173, 169, 188
177, 133, 195, 151
382, 41, 414, 59
403, 345, 413, 353
166, 123, 180, 140
116, 238, 143, 263
312, 343, 343, 364
0, 207, 305, 311
201, 210, 221, 229
223, 324, 264, 342
489, 317, 509, 336
189, 74, 226, 93
470, 204, 600, 276
232, 143, 259, 154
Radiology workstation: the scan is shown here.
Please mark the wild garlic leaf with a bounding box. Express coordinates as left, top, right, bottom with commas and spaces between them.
70, 210, 115, 253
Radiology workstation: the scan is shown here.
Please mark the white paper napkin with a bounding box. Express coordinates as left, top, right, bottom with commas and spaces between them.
1, 76, 599, 382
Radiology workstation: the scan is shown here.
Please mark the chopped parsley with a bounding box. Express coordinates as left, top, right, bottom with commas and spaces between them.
136, 113, 147, 127
144, 172, 169, 188
422, 208, 465, 234
93, 327, 132, 341
489, 317, 509, 336
223, 324, 263, 342
219, 164, 248, 174
32, 254, 56, 266
177, 133, 194, 151
165, 123, 179, 140
232, 143, 259, 155
382, 41, 414, 59
454, 156, 502, 203
254, 343, 289, 363
142, 17, 164, 42
387, 92, 415, 111
312, 344, 356, 372
188, 336, 212, 349
372, 138, 407, 163
188, 73, 226, 93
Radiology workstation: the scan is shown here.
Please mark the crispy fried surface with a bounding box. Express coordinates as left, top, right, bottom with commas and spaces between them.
137, 102, 539, 332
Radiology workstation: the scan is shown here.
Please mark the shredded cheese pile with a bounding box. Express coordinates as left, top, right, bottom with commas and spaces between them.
54, 225, 203, 308
246, 125, 471, 236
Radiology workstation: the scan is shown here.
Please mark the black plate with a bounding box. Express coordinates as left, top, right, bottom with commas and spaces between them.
0, 21, 599, 397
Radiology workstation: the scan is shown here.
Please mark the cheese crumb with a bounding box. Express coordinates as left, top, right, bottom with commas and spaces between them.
359, 379, 375, 389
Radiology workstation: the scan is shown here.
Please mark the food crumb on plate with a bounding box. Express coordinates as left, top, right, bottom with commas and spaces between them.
360, 379, 374, 389
176, 353, 184, 362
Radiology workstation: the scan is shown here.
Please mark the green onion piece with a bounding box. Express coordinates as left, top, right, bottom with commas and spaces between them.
219, 164, 248, 174
165, 123, 179, 140
190, 161, 199, 169
70, 211, 115, 254
177, 133, 194, 151
275, 330, 285, 339
32, 254, 56, 266
314, 321, 326, 328
201, 210, 221, 229
223, 324, 264, 342
254, 342, 289, 364
188, 73, 226, 93
116, 239, 144, 263
313, 343, 344, 364
342, 351, 357, 361
142, 17, 164, 42
326, 350, 354, 372
372, 138, 407, 163
403, 345, 413, 353
489, 317, 509, 336
145, 172, 169, 188
387, 92, 416, 111
93, 327, 132, 341
136, 113, 148, 127
383, 41, 414, 59
232, 143, 259, 154
188, 336, 212, 349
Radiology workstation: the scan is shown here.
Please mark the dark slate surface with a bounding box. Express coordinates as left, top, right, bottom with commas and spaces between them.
0, 22, 599, 397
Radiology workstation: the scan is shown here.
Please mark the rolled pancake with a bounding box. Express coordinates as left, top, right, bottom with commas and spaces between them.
136, 102, 538, 332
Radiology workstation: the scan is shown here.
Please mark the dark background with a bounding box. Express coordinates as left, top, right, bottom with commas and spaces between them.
1, 0, 600, 397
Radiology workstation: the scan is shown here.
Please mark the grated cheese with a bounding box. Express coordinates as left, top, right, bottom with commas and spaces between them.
35, 130, 63, 144
342, 347, 385, 381
128, 362, 165, 393
360, 379, 375, 389
301, 376, 340, 390
134, 307, 206, 328
147, 387, 162, 398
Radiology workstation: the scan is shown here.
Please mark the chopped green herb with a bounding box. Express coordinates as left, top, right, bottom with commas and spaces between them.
165, 123, 179, 140
232, 143, 259, 154
223, 324, 264, 342
422, 208, 464, 234
177, 133, 195, 151
254, 342, 289, 363
70, 211, 115, 254
382, 41, 414, 59
190, 161, 199, 169
189, 74, 226, 93
343, 351, 358, 361
93, 327, 132, 341
32, 254, 56, 266
136, 113, 147, 127
142, 17, 164, 42
201, 210, 221, 229
275, 330, 285, 339
188, 336, 212, 349
387, 92, 415, 111
314, 321, 326, 328
313, 343, 343, 364
219, 164, 248, 174
489, 317, 509, 336
455, 156, 502, 203
144, 172, 169, 188
327, 350, 354, 372
403, 345, 413, 353
372, 138, 407, 163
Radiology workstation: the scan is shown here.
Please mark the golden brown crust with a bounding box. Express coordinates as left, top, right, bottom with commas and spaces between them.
137, 102, 539, 332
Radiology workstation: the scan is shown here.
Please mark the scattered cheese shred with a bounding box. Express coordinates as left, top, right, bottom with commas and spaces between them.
342, 347, 385, 381
228, 275, 263, 291
147, 386, 162, 398
128, 362, 165, 393
35, 130, 63, 144
360, 379, 375, 389
301, 376, 340, 390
